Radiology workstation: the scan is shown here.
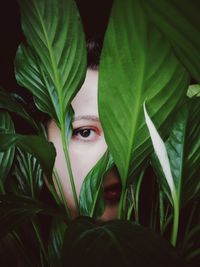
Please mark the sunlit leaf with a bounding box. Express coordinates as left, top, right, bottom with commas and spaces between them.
99, 0, 189, 188
187, 84, 200, 98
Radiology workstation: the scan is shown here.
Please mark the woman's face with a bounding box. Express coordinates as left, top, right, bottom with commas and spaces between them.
48, 69, 121, 221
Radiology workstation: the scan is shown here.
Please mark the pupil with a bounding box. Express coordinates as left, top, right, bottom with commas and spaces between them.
81, 129, 90, 138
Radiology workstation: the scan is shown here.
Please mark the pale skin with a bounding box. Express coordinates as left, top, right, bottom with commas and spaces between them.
48, 69, 121, 221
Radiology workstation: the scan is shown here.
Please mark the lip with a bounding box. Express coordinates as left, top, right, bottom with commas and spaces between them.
103, 181, 122, 202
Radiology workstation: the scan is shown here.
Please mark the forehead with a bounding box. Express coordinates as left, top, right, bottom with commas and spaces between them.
71, 69, 99, 118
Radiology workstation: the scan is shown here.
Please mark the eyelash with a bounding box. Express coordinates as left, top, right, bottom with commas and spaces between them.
72, 127, 99, 142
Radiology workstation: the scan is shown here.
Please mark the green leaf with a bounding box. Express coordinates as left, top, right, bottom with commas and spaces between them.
98, 0, 189, 186
48, 218, 67, 267
142, 0, 200, 83
187, 84, 200, 98
165, 99, 200, 206
0, 88, 42, 133
79, 151, 114, 219
15, 0, 86, 125
62, 217, 184, 267
0, 112, 15, 188
151, 99, 200, 207
0, 194, 63, 239
0, 133, 56, 179
13, 148, 43, 198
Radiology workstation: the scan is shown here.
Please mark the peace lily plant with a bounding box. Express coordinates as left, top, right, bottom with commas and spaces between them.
0, 0, 199, 266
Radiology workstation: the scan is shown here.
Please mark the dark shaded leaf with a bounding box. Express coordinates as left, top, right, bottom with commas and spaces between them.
0, 194, 64, 239
0, 88, 42, 133
0, 112, 15, 188
0, 133, 56, 179
13, 148, 43, 198
48, 218, 67, 267
62, 217, 184, 267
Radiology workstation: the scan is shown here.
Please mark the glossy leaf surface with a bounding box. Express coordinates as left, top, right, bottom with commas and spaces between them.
142, 0, 200, 83
0, 133, 56, 179
15, 0, 86, 124
79, 151, 114, 219
99, 0, 189, 185
0, 112, 15, 185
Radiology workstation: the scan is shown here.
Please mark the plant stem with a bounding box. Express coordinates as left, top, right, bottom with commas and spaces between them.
171, 194, 179, 246
60, 124, 79, 214
118, 186, 126, 219
0, 180, 5, 194
53, 169, 71, 219
32, 220, 48, 262
159, 191, 164, 233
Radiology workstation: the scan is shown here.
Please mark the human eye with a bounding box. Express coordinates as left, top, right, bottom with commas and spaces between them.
72, 127, 99, 142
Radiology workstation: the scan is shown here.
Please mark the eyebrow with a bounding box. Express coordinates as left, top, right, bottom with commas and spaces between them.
73, 115, 100, 122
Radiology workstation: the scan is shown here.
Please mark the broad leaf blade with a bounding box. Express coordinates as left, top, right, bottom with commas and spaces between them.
79, 151, 114, 219
142, 0, 200, 83
99, 0, 189, 185
0, 133, 56, 179
16, 0, 86, 123
0, 112, 15, 185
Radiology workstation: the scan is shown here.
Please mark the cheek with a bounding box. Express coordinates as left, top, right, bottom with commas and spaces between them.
69, 138, 107, 193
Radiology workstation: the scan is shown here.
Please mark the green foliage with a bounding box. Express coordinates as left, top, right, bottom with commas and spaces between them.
0, 132, 56, 180
0, 0, 200, 266
62, 217, 183, 267
99, 0, 189, 188
79, 150, 114, 219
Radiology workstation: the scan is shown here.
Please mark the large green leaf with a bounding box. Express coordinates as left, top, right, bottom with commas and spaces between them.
0, 88, 42, 133
142, 0, 200, 83
152, 99, 200, 207
79, 151, 114, 219
0, 132, 56, 179
0, 112, 15, 188
13, 148, 43, 198
98, 0, 189, 186
15, 0, 86, 125
62, 217, 184, 267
